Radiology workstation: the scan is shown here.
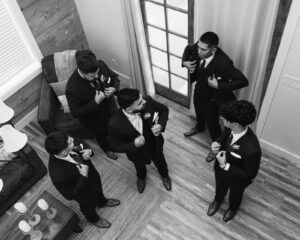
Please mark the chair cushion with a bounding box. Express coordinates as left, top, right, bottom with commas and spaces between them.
50, 80, 70, 113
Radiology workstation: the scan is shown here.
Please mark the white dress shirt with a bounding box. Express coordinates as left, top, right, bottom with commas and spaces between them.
201, 53, 215, 68
123, 110, 143, 134
223, 127, 248, 171
54, 151, 79, 165
230, 127, 248, 145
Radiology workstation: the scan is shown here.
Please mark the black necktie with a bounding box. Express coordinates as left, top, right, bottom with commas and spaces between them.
226, 134, 233, 149
199, 59, 206, 71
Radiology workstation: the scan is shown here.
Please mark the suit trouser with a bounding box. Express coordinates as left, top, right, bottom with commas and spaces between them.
193, 91, 221, 141
214, 169, 246, 210
83, 123, 110, 152
131, 148, 169, 180
78, 178, 107, 223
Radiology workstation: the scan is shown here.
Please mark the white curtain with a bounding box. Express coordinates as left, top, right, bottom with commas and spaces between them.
121, 0, 155, 97
193, 0, 279, 111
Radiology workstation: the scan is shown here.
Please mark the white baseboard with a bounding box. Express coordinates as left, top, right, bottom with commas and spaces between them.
15, 107, 38, 130
260, 139, 300, 167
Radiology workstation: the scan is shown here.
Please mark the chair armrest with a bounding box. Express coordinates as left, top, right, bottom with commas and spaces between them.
19, 144, 47, 172
37, 77, 60, 134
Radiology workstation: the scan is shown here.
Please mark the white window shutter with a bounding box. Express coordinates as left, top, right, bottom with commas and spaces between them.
0, 0, 34, 85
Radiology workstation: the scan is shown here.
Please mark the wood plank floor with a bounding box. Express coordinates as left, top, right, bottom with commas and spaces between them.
0, 102, 299, 240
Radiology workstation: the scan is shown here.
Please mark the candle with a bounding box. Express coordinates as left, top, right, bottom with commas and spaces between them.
37, 199, 49, 210
18, 220, 31, 233
14, 202, 28, 214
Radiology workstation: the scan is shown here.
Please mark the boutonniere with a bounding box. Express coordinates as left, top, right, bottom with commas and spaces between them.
152, 112, 159, 124
231, 144, 240, 150
143, 112, 151, 120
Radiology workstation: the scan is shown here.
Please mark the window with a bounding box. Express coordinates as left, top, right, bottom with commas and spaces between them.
141, 0, 194, 107
0, 0, 42, 100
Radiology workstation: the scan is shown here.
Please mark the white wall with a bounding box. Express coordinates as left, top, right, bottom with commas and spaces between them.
74, 0, 131, 85
257, 0, 300, 166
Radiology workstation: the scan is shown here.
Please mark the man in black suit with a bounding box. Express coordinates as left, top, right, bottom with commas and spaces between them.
207, 100, 261, 222
182, 31, 248, 141
66, 52, 120, 160
107, 88, 171, 193
45, 131, 120, 228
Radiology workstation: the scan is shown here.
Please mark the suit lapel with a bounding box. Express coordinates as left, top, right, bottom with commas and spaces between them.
119, 110, 141, 136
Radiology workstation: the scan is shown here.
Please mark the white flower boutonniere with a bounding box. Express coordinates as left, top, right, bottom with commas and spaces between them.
143, 112, 151, 120
231, 144, 240, 150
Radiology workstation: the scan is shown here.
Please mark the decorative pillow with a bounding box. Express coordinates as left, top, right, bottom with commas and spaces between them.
50, 80, 70, 113
0, 143, 16, 170
0, 157, 34, 203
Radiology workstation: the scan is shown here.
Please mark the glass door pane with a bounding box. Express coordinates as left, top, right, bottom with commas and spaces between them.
150, 47, 168, 70
171, 74, 188, 96
148, 26, 167, 50
168, 34, 188, 57
145, 2, 165, 29
167, 0, 188, 10
167, 9, 188, 36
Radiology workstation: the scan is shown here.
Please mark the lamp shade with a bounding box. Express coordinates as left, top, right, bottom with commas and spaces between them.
0, 178, 3, 192
0, 100, 14, 124
0, 125, 27, 153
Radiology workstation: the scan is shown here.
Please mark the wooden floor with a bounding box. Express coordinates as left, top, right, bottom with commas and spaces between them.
0, 101, 299, 240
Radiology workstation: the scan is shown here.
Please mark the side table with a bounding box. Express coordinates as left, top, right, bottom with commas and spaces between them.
3, 191, 79, 240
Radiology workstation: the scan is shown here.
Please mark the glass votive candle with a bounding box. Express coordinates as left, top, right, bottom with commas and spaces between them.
37, 199, 57, 219
18, 220, 43, 240
18, 220, 31, 234
14, 202, 28, 214
14, 202, 41, 226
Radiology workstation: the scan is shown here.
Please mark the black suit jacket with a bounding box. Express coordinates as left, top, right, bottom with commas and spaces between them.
48, 143, 101, 206
107, 96, 169, 164
214, 128, 261, 187
182, 43, 248, 106
66, 60, 120, 130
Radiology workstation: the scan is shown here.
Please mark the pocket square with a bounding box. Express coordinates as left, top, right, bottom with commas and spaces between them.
230, 152, 241, 159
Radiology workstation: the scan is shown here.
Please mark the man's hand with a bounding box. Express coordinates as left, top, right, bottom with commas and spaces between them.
94, 91, 106, 104
211, 141, 221, 154
80, 149, 92, 160
104, 87, 116, 98
134, 135, 145, 148
183, 60, 197, 73
76, 164, 89, 177
216, 151, 226, 167
151, 124, 162, 136
208, 74, 218, 89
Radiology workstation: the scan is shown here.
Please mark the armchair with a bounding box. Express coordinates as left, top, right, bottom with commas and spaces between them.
38, 50, 93, 138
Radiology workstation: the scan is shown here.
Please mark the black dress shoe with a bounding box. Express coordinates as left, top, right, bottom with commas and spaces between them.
98, 198, 121, 208
73, 225, 83, 233
207, 200, 221, 216
105, 198, 121, 207
162, 176, 172, 191
205, 151, 217, 162
94, 218, 111, 228
105, 151, 118, 160
137, 178, 146, 193
183, 127, 202, 137
223, 209, 237, 222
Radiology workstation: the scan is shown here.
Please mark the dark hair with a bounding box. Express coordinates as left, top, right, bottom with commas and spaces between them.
77, 53, 98, 74
44, 131, 69, 155
117, 88, 140, 109
219, 100, 257, 127
200, 32, 219, 48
